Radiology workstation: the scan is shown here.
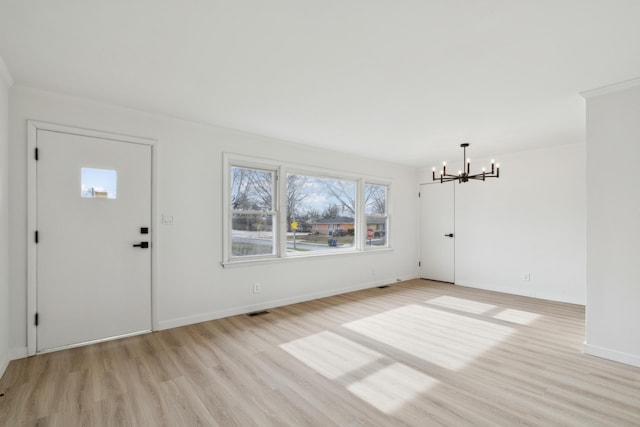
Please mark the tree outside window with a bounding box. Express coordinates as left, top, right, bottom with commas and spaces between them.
365, 183, 389, 247
286, 174, 356, 255
230, 166, 276, 257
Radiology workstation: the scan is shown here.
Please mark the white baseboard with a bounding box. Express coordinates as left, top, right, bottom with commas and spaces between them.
10, 346, 28, 360
454, 280, 585, 305
0, 347, 27, 379
583, 343, 640, 368
0, 352, 8, 380
158, 275, 417, 331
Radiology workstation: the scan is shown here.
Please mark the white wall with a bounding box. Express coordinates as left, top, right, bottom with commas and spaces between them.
419, 143, 587, 305
0, 58, 12, 377
8, 86, 420, 356
583, 79, 640, 367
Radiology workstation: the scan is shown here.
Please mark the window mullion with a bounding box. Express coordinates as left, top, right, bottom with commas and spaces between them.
277, 166, 286, 257
356, 178, 365, 250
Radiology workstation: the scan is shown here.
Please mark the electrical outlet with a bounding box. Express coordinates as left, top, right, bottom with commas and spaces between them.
253, 283, 261, 293
523, 273, 531, 281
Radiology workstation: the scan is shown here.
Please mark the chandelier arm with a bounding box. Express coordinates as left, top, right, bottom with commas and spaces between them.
438, 176, 458, 183
436, 173, 460, 180
468, 173, 497, 180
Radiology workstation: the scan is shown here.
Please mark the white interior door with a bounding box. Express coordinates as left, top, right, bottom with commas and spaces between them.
420, 182, 455, 283
36, 129, 152, 352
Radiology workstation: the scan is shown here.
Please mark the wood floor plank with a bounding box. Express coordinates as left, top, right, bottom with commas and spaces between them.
1, 279, 639, 426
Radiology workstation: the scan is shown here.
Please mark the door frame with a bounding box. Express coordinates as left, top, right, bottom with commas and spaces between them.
27, 120, 159, 356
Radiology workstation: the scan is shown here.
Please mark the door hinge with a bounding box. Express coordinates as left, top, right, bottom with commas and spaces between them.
35, 231, 39, 243
418, 192, 421, 198
35, 313, 39, 326
35, 148, 39, 161
418, 261, 421, 267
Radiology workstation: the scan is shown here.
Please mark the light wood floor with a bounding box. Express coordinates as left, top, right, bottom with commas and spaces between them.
1, 280, 639, 426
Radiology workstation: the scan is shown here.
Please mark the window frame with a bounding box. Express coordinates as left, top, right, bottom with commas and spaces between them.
223, 153, 392, 266
223, 155, 281, 263
363, 181, 391, 250
284, 169, 360, 255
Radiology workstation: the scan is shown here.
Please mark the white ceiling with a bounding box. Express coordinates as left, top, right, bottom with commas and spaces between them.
1, 1, 639, 166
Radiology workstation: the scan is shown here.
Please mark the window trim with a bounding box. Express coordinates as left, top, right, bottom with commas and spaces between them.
224, 155, 281, 262
222, 153, 392, 267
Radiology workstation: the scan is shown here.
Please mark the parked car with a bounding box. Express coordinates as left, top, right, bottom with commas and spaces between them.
329, 229, 347, 236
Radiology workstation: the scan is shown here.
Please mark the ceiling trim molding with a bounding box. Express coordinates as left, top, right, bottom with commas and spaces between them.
581, 77, 640, 99
0, 56, 14, 88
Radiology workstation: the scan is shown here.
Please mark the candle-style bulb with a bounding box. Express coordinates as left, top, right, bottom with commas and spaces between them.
443, 161, 447, 166
491, 159, 495, 164
467, 158, 470, 163
432, 166, 435, 171
482, 167, 486, 172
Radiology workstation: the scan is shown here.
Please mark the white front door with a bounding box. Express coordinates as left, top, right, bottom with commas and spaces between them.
420, 182, 455, 283
35, 128, 152, 353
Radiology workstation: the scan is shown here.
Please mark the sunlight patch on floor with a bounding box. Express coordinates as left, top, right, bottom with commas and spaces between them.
347, 363, 438, 413
280, 331, 383, 379
427, 295, 497, 314
344, 304, 514, 371
493, 308, 541, 325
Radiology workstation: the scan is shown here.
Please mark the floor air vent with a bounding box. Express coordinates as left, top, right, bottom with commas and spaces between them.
247, 310, 270, 317
378, 285, 391, 289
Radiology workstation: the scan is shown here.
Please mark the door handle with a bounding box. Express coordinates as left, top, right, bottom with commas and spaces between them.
444, 233, 454, 238
133, 242, 149, 248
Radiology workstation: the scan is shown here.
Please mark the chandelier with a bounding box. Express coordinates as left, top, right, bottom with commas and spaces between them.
432, 143, 499, 183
